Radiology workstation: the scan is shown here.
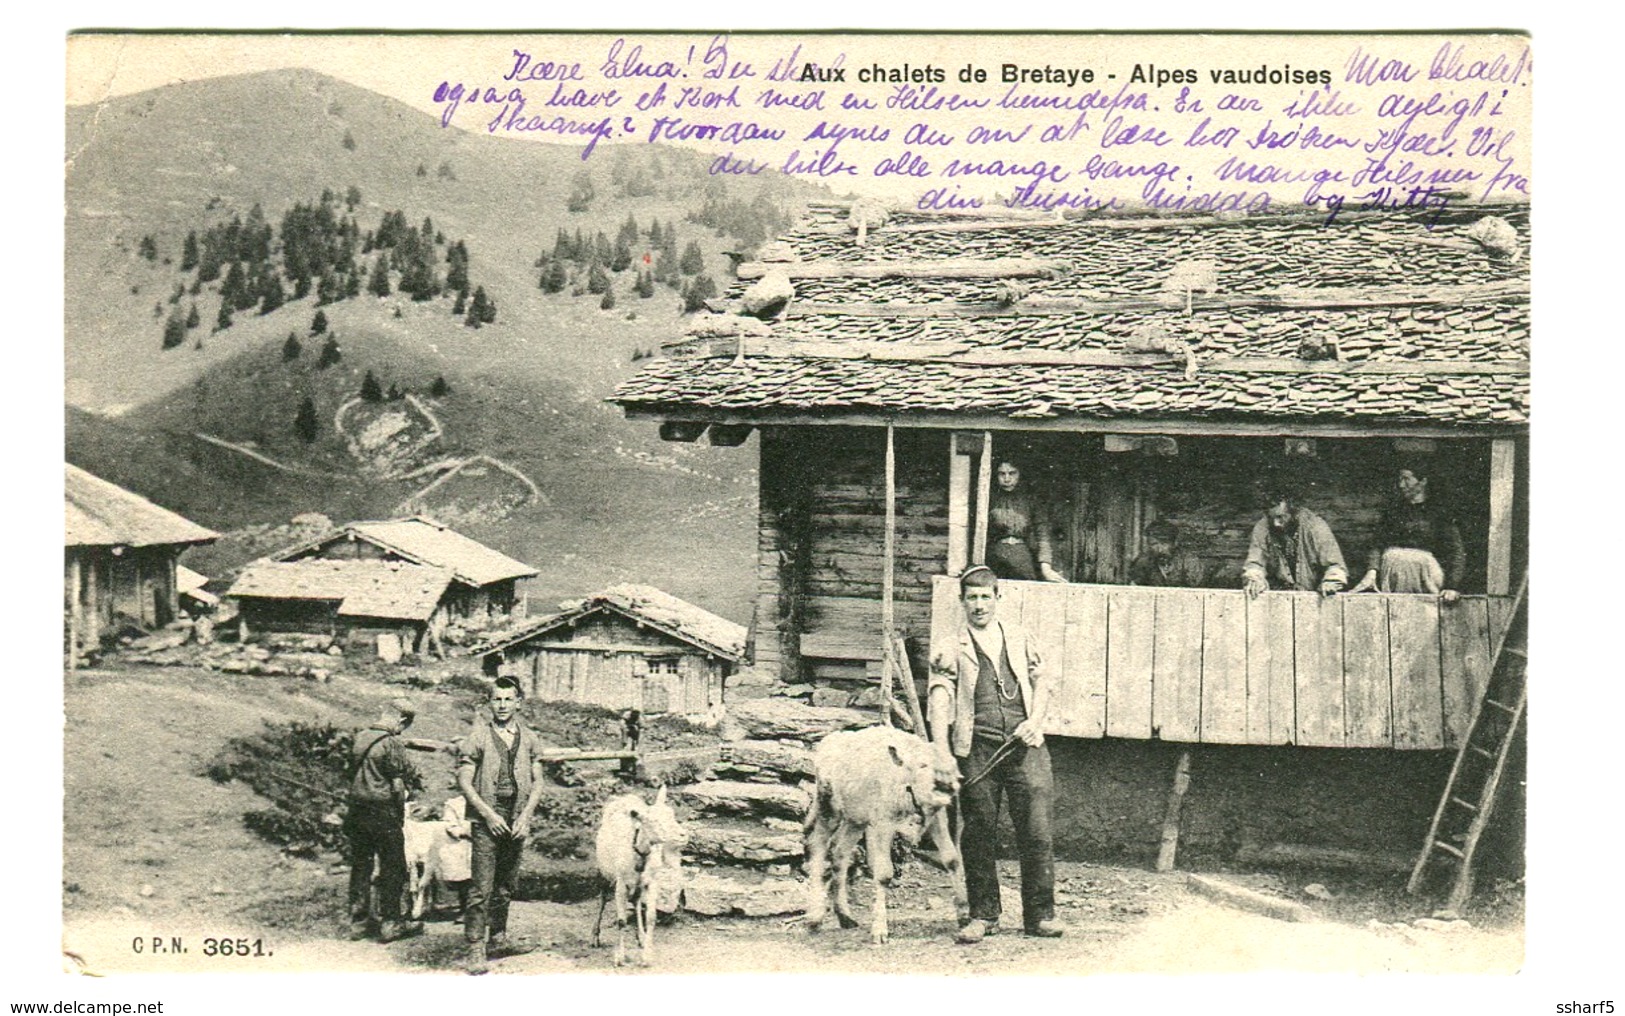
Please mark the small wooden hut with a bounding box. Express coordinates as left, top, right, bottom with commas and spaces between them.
226, 559, 454, 657
64, 463, 219, 665
270, 516, 536, 623
471, 584, 746, 715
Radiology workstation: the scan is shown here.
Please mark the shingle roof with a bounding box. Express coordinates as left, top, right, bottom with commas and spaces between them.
613, 206, 1530, 427
470, 583, 747, 661
226, 560, 452, 621
276, 516, 537, 587
65, 464, 219, 549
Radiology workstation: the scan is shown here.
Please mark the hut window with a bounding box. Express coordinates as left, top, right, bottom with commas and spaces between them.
646, 657, 680, 676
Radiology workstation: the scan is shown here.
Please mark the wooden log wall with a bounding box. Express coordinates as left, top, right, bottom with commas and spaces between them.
524, 644, 717, 715
932, 576, 1514, 749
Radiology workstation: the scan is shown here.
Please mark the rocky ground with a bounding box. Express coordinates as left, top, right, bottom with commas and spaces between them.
59, 661, 1524, 979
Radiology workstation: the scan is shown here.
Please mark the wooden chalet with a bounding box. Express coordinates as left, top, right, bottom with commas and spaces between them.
64, 463, 219, 665
614, 203, 1530, 753
269, 516, 536, 622
227, 559, 455, 657
470, 584, 746, 715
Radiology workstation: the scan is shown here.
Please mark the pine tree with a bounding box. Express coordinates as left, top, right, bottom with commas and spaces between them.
283, 332, 302, 361
185, 302, 200, 330
311, 309, 328, 335
161, 307, 186, 349
587, 263, 611, 295
294, 396, 319, 443
367, 255, 391, 297
635, 270, 655, 299
466, 286, 496, 328
181, 231, 199, 271
138, 236, 158, 261
215, 300, 233, 332
542, 260, 568, 294
342, 130, 356, 151
680, 239, 705, 275
600, 283, 616, 311
317, 335, 342, 368
430, 375, 451, 398
361, 370, 384, 402
345, 185, 362, 210
452, 288, 467, 316
387, 383, 404, 401
259, 277, 286, 315
683, 273, 718, 312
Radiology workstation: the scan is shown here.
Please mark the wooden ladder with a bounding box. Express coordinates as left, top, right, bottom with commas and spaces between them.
1406, 573, 1528, 913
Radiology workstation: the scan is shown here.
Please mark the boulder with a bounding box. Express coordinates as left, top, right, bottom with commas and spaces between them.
715, 740, 817, 783
740, 271, 794, 319
723, 698, 877, 745
682, 871, 805, 918
757, 241, 799, 264
811, 688, 852, 709
678, 780, 809, 820
686, 818, 804, 865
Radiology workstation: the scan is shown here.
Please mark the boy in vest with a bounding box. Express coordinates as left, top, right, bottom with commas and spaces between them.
456, 677, 546, 974
928, 566, 1067, 943
346, 697, 423, 943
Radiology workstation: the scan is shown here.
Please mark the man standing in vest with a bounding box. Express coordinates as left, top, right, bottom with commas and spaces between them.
346, 697, 423, 943
928, 566, 1067, 944
457, 677, 546, 974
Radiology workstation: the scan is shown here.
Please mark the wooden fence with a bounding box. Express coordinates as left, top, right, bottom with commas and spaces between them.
929, 576, 1514, 749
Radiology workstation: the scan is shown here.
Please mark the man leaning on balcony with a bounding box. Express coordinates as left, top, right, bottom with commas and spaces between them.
1242, 482, 1349, 598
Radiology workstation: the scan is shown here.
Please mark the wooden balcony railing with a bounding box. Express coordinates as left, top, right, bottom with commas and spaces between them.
929, 577, 1515, 750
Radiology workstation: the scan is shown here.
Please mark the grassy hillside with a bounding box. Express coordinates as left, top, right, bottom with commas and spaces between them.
65, 69, 820, 623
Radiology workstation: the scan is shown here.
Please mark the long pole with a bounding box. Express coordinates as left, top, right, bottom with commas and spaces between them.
881, 422, 897, 727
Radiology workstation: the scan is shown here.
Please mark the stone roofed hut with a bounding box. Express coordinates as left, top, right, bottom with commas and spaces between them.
65, 463, 220, 666
470, 584, 747, 716
613, 201, 1530, 863
226, 559, 455, 659
269, 515, 537, 624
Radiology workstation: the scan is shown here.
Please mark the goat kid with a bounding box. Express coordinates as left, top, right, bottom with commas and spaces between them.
592, 785, 688, 966
804, 725, 967, 944
403, 796, 472, 920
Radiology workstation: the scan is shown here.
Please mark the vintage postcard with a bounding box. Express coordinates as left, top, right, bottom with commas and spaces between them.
55, 26, 1553, 1004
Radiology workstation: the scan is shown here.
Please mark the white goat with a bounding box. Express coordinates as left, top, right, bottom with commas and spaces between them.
403, 796, 472, 919
804, 725, 967, 944
592, 785, 688, 966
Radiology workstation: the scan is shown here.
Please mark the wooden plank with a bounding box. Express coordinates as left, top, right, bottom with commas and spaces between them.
1200, 592, 1249, 744
972, 432, 992, 566
1152, 591, 1204, 743
1488, 595, 1515, 659
689, 334, 1528, 376
1105, 589, 1156, 739
881, 421, 898, 721
1025, 583, 1068, 733
736, 256, 1067, 280
1052, 584, 1108, 738
947, 446, 971, 576
930, 575, 962, 663
1439, 598, 1491, 747
624, 406, 1527, 442
1245, 595, 1294, 744
1341, 595, 1393, 748
1387, 597, 1445, 749
1292, 593, 1345, 747
783, 280, 1528, 315
1487, 440, 1516, 594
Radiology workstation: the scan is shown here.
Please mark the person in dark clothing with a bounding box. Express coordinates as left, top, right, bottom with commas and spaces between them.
986, 460, 1065, 583
928, 566, 1066, 944
1351, 464, 1468, 601
456, 677, 546, 974
1128, 519, 1210, 588
345, 697, 423, 943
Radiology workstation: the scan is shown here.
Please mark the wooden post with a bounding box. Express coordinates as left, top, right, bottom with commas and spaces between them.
972, 431, 993, 566
881, 422, 897, 727
1487, 439, 1515, 595
67, 555, 82, 670
1156, 750, 1193, 872
84, 558, 99, 652
893, 634, 928, 735
947, 436, 972, 576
